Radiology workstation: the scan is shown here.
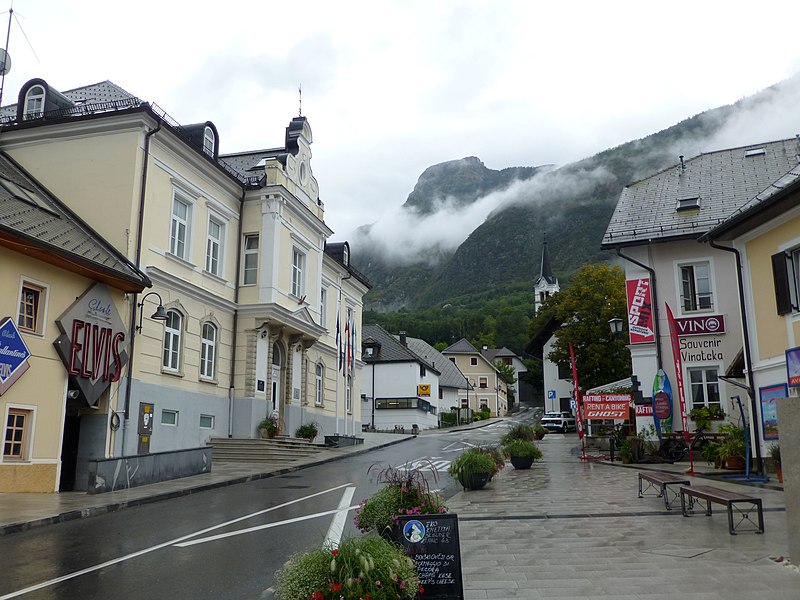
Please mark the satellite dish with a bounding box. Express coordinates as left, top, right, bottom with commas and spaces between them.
0, 48, 11, 76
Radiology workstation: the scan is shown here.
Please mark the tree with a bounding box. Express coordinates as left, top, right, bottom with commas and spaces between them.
546, 263, 631, 391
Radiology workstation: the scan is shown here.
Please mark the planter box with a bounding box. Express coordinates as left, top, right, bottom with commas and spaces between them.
324, 435, 364, 448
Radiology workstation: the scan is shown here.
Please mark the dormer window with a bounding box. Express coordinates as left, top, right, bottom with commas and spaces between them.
342, 244, 349, 266
24, 85, 45, 120
677, 197, 700, 212
744, 147, 766, 158
203, 126, 215, 157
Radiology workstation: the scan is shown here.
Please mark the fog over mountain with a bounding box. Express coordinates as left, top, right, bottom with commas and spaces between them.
351, 74, 800, 312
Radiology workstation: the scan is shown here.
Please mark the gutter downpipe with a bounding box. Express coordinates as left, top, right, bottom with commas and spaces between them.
228, 186, 247, 438
121, 119, 161, 455
707, 239, 764, 474
615, 247, 663, 370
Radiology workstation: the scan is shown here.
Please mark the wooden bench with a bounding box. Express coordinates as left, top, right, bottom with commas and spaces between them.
679, 485, 764, 535
638, 471, 691, 510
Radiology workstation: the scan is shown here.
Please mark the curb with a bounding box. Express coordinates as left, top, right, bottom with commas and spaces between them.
0, 436, 415, 536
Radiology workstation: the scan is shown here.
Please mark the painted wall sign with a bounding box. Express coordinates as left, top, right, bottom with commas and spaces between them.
53, 283, 128, 407
0, 317, 31, 395
626, 278, 654, 344
635, 404, 653, 416
673, 314, 726, 336
582, 394, 631, 419
679, 337, 725, 362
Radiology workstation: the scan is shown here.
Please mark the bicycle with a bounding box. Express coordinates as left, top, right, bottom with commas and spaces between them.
658, 429, 711, 462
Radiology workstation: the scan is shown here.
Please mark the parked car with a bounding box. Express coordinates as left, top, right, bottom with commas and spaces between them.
541, 411, 577, 433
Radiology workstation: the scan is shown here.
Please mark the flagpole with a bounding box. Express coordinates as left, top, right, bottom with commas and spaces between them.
335, 290, 341, 436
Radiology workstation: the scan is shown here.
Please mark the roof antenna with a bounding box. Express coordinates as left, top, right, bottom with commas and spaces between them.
0, 5, 14, 108
298, 84, 302, 117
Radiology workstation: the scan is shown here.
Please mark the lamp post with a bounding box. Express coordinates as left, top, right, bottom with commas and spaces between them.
136, 291, 168, 332
608, 317, 624, 337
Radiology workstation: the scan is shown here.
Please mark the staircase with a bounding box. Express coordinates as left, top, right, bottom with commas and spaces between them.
210, 436, 324, 464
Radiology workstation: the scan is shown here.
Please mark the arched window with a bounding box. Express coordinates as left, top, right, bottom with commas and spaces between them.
315, 363, 324, 406
200, 322, 217, 379
272, 342, 282, 366
162, 310, 182, 371
24, 85, 45, 120
203, 126, 215, 157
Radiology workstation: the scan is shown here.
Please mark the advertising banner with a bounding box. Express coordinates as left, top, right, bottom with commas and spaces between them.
0, 317, 31, 395
626, 278, 654, 344
666, 303, 690, 438
787, 346, 800, 388
582, 394, 631, 419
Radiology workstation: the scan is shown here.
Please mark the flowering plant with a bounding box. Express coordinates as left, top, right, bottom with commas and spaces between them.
354, 464, 447, 534
275, 535, 421, 599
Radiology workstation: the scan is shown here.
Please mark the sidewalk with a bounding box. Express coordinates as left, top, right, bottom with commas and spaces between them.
0, 431, 415, 535
448, 434, 798, 600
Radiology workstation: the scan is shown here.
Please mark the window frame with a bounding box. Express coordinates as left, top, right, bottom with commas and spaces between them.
162, 309, 183, 373
17, 280, 48, 336
161, 409, 179, 426
470, 357, 478, 366
199, 414, 215, 429
23, 85, 45, 120
315, 362, 324, 406
291, 247, 306, 298
479, 376, 488, 389
687, 366, 722, 411
320, 287, 327, 328
242, 234, 259, 285
772, 248, 800, 315
202, 126, 215, 157
678, 260, 714, 313
3, 407, 34, 462
200, 321, 217, 381
204, 215, 225, 277
169, 190, 193, 261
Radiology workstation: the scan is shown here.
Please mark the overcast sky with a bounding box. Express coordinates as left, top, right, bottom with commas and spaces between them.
3, 0, 800, 242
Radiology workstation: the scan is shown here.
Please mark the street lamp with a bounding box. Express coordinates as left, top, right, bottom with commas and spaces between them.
608, 317, 624, 337
136, 291, 168, 333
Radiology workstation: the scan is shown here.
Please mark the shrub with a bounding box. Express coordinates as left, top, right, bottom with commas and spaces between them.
275, 535, 419, 599
295, 422, 319, 440
500, 423, 537, 445
502, 438, 543, 460
354, 464, 447, 534
258, 415, 279, 437
448, 446, 503, 479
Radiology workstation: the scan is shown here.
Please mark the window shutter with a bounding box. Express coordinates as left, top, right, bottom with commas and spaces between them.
772, 251, 793, 315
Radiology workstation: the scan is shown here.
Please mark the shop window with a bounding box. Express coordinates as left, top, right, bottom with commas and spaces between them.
688, 367, 721, 410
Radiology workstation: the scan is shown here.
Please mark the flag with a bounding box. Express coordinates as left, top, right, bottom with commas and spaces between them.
351, 319, 357, 374
345, 316, 351, 375
335, 312, 342, 372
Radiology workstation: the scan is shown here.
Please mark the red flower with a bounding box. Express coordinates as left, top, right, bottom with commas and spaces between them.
419, 585, 425, 594
311, 593, 324, 600
329, 581, 343, 591
331, 549, 339, 557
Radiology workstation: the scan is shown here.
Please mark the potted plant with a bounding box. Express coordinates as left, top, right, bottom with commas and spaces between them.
532, 423, 548, 440
502, 438, 543, 469
500, 423, 537, 445
448, 447, 498, 490
717, 423, 746, 470
769, 443, 782, 483
618, 437, 634, 464
700, 440, 724, 469
258, 415, 280, 439
275, 535, 420, 599
295, 421, 319, 442
354, 464, 447, 539
689, 405, 725, 431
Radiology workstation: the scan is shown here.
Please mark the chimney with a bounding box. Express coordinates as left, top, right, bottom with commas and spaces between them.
482, 345, 488, 351
399, 331, 407, 346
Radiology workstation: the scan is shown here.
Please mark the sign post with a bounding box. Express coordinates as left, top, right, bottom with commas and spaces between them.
396, 513, 464, 599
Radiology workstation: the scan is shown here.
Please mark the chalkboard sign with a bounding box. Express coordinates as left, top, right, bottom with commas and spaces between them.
396, 513, 464, 600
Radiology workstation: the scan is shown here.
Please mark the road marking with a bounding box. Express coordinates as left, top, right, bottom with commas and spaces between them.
323, 486, 356, 549
0, 483, 354, 600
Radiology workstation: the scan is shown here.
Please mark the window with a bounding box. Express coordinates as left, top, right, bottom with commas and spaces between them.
18, 282, 46, 334
315, 363, 324, 405
480, 399, 489, 409
680, 262, 712, 312
291, 248, 306, 297
470, 357, 478, 366
162, 310, 182, 371
200, 322, 217, 380
420, 364, 427, 377
199, 414, 215, 428
161, 409, 178, 426
23, 85, 44, 119
243, 234, 259, 285
461, 398, 469, 408
676, 197, 700, 211
772, 249, 800, 315
479, 376, 488, 389
688, 367, 721, 410
439, 388, 443, 399
320, 288, 327, 328
203, 126, 215, 157
4, 409, 32, 460
170, 193, 192, 260
205, 217, 224, 276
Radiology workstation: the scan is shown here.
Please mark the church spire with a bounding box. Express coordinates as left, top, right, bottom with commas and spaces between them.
540, 233, 555, 284
534, 233, 559, 314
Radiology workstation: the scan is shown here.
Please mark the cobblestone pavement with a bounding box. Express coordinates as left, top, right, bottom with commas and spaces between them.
448, 435, 798, 600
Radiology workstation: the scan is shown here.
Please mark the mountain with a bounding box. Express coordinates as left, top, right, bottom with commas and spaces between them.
354, 74, 800, 313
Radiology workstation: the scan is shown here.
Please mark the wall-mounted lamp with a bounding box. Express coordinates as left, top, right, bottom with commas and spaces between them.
608, 317, 624, 336
136, 291, 168, 333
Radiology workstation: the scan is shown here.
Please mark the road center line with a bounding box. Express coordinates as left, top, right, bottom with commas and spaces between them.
323, 486, 356, 549
0, 482, 354, 600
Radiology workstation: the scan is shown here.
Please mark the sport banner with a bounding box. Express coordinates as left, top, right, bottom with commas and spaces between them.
626, 278, 655, 344
582, 394, 631, 419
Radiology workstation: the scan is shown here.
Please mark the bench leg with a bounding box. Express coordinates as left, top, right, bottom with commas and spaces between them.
681, 490, 689, 516
728, 500, 765, 535
662, 483, 683, 510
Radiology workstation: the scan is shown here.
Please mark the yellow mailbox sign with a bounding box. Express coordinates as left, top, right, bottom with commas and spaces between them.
417, 384, 431, 397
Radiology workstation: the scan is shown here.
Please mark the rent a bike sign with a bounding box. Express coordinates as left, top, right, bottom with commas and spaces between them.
582, 394, 631, 419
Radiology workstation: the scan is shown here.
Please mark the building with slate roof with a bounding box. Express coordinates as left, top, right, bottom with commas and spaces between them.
0, 151, 150, 492
442, 338, 508, 416
602, 138, 800, 464
361, 325, 441, 431
0, 77, 369, 491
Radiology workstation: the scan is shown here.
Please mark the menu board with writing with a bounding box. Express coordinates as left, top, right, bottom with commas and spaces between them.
396, 514, 463, 599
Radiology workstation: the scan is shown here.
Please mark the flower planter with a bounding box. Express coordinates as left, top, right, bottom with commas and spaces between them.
457, 472, 491, 490
509, 456, 534, 469
725, 455, 745, 470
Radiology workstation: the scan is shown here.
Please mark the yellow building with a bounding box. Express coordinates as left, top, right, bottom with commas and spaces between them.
704, 163, 800, 458
442, 338, 508, 417
0, 79, 369, 492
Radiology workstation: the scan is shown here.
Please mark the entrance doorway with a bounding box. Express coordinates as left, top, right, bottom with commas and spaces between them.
59, 400, 81, 491
271, 342, 283, 428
